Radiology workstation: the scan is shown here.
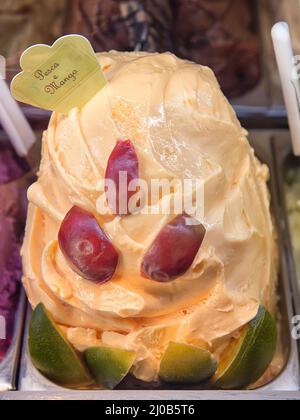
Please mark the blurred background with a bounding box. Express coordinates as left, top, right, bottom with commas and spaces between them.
0, 0, 300, 112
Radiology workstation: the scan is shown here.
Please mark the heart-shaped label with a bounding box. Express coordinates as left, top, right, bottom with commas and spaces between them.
11, 35, 107, 114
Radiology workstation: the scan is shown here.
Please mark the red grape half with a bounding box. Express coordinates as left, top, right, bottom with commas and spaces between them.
58, 206, 119, 284
141, 214, 206, 282
105, 139, 139, 215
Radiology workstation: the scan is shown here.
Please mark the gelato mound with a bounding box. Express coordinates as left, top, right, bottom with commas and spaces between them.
22, 52, 277, 383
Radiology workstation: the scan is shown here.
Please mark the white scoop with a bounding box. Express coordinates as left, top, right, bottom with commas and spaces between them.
0, 77, 36, 158
272, 22, 300, 156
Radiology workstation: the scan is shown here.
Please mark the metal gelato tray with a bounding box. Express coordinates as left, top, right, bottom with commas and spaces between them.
1, 130, 300, 400
272, 131, 300, 315
0, 291, 26, 391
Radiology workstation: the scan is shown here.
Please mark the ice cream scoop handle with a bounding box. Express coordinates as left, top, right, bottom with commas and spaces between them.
272, 22, 300, 156
0, 78, 36, 157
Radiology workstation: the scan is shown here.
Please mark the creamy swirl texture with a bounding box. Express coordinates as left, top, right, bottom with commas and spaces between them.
22, 51, 277, 382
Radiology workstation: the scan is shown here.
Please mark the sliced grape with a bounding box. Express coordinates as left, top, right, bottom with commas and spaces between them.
58, 206, 119, 284
105, 139, 139, 215
141, 214, 206, 282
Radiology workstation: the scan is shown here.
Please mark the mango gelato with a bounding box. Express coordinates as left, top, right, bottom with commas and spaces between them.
22, 52, 277, 383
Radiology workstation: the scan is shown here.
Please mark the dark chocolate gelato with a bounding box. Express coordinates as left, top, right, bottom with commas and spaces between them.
173, 0, 261, 98
66, 0, 132, 52
137, 0, 173, 52
66, 0, 173, 53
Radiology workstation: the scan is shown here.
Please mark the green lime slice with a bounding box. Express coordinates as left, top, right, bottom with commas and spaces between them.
29, 303, 92, 387
159, 341, 217, 384
213, 305, 277, 390
85, 347, 136, 389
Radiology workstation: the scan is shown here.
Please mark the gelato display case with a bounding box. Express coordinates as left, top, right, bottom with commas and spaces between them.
0, 130, 296, 399
14, 131, 300, 398
0, 0, 300, 402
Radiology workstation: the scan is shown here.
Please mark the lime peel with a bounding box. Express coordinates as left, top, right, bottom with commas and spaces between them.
29, 303, 92, 387
159, 341, 217, 384
85, 346, 136, 389
213, 305, 277, 390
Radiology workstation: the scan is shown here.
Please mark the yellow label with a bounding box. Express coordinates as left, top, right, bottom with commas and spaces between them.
11, 35, 107, 114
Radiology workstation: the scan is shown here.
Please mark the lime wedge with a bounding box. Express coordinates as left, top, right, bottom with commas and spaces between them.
85, 347, 136, 389
213, 305, 277, 389
159, 342, 217, 384
29, 304, 92, 387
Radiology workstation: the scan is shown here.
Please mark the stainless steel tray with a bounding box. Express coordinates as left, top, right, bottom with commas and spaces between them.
272, 131, 300, 315
0, 291, 26, 391
6, 130, 297, 400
